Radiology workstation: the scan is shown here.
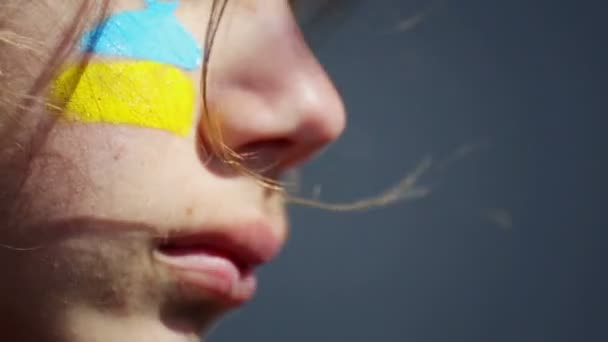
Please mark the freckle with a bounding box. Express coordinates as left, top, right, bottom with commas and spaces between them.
185, 207, 194, 217
113, 152, 122, 161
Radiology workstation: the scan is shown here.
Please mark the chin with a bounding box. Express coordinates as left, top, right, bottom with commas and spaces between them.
0, 215, 283, 341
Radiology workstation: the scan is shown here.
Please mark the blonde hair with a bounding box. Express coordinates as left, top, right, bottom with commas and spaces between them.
0, 0, 429, 215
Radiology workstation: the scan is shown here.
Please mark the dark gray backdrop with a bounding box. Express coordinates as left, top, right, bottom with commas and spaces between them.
210, 0, 607, 341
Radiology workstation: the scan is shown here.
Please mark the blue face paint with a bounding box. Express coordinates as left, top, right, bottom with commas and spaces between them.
80, 0, 202, 70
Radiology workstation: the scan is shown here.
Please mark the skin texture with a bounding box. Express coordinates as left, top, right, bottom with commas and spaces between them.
0, 0, 345, 341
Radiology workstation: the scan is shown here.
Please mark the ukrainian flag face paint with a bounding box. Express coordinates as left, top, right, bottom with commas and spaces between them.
79, 0, 202, 70
50, 0, 201, 136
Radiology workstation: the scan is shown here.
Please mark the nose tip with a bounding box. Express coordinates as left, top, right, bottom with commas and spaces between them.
292, 71, 347, 148
211, 65, 347, 172
252, 65, 346, 171
233, 77, 347, 171
203, 13, 347, 172
285, 70, 346, 164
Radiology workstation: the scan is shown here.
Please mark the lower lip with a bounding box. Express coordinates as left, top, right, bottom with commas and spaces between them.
154, 249, 258, 305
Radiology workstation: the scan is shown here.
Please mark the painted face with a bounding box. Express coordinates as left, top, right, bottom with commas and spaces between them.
50, 0, 201, 136
1, 0, 346, 341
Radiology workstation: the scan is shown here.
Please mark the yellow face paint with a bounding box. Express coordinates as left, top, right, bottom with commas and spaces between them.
50, 61, 196, 136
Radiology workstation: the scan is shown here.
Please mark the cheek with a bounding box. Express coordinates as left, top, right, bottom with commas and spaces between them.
47, 0, 203, 137
50, 61, 196, 137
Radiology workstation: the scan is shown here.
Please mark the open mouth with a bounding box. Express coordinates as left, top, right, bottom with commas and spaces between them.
157, 242, 254, 277
153, 227, 282, 305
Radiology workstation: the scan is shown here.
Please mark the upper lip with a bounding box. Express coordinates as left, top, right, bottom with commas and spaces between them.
155, 221, 284, 271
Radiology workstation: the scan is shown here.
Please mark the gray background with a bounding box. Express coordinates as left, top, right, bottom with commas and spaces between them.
210, 0, 607, 341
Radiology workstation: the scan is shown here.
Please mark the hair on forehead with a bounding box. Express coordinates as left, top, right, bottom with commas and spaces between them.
0, 0, 108, 221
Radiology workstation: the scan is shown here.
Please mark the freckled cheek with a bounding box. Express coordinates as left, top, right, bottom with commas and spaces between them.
49, 61, 198, 137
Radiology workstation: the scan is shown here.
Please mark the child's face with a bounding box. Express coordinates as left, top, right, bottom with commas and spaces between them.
0, 0, 345, 340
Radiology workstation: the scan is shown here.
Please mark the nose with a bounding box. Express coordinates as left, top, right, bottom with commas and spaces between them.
202, 3, 346, 172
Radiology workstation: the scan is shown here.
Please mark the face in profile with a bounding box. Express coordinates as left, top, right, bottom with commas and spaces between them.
0, 0, 345, 341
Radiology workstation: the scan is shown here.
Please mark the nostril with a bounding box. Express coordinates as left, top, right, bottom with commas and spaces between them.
234, 139, 295, 173
236, 139, 293, 159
